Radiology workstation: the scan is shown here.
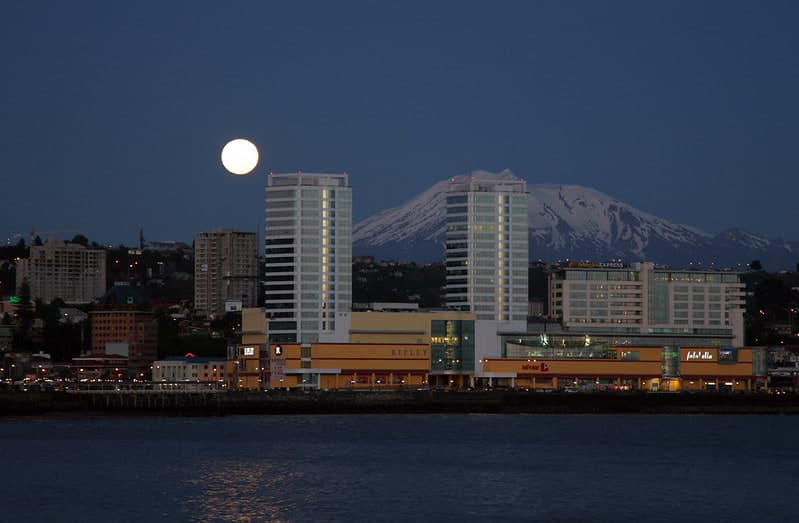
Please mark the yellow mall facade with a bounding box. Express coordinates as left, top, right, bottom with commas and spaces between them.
481, 347, 767, 393
264, 342, 767, 393
234, 308, 767, 392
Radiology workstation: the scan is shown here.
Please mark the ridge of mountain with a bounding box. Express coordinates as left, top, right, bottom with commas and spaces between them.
352, 170, 798, 269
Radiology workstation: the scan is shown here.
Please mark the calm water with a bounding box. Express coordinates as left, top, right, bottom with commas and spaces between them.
1, 414, 797, 522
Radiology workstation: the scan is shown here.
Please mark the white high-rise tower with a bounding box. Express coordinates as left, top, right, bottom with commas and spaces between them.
445, 171, 529, 324
264, 172, 352, 344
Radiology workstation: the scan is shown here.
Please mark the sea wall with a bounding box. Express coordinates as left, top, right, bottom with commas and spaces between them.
2, 390, 799, 416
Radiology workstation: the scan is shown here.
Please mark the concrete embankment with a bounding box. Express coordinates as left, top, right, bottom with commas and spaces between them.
2, 390, 799, 417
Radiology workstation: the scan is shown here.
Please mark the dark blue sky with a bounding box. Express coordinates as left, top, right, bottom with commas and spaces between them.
2, 1, 797, 246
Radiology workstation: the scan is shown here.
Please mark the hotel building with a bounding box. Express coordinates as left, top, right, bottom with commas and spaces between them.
264, 172, 352, 344
549, 262, 745, 347
16, 238, 106, 304
445, 173, 528, 325
194, 228, 258, 317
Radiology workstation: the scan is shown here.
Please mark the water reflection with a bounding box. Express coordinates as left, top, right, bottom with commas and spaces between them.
182, 460, 304, 522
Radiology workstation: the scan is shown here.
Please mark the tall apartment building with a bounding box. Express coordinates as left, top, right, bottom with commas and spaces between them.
16, 238, 106, 304
549, 262, 745, 346
194, 228, 258, 317
445, 172, 529, 324
264, 172, 352, 344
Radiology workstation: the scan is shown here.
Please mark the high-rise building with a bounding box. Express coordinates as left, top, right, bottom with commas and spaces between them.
445, 172, 529, 324
16, 238, 106, 304
264, 172, 352, 344
194, 228, 258, 317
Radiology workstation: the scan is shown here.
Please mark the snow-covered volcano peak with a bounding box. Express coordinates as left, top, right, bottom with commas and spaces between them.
526, 183, 709, 252
352, 171, 798, 268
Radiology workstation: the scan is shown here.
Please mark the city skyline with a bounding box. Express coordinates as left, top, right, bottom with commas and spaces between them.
2, 1, 798, 246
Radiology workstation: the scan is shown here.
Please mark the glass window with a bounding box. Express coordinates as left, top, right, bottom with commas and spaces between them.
447, 195, 467, 204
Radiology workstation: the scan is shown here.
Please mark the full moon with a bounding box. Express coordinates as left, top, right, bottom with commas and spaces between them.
221, 138, 259, 175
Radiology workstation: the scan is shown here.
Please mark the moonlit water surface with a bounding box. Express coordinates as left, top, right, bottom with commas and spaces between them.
1, 414, 796, 522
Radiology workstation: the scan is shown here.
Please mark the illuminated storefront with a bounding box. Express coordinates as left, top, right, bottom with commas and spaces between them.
429, 319, 475, 388
481, 345, 766, 392
267, 343, 430, 389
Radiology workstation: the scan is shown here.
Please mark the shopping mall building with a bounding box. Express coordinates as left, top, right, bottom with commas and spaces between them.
227, 261, 767, 392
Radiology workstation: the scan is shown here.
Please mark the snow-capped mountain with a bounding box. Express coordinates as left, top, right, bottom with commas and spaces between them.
353, 170, 799, 269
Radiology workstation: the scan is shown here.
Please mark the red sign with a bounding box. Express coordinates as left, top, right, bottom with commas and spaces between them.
521, 362, 550, 372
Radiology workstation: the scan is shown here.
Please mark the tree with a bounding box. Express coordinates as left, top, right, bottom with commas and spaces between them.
749, 260, 763, 271
12, 280, 35, 351
71, 234, 89, 247
0, 260, 15, 296
33, 235, 43, 246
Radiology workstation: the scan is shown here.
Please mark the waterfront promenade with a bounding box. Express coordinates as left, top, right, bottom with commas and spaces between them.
2, 389, 799, 416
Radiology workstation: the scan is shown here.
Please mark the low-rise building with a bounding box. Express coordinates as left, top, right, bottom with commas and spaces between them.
90, 284, 157, 378
71, 355, 129, 382
152, 355, 230, 385
266, 342, 430, 390
229, 307, 267, 390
